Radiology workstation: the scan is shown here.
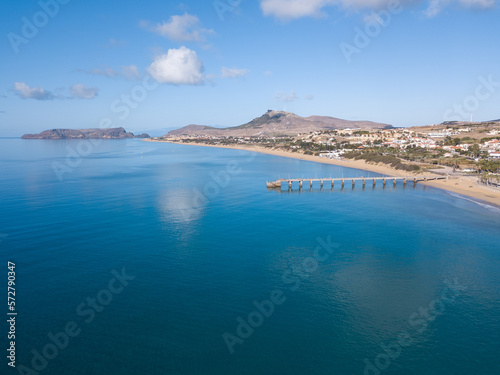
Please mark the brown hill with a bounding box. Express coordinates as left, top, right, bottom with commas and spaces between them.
167, 110, 392, 137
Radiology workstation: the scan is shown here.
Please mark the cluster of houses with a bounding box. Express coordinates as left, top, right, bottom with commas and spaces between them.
484, 139, 500, 159
313, 127, 500, 160
164, 125, 500, 161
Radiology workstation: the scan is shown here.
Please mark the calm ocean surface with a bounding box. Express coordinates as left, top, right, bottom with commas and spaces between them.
1, 138, 499, 375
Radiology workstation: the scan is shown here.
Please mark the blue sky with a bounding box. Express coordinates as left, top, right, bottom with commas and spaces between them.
1, 0, 499, 136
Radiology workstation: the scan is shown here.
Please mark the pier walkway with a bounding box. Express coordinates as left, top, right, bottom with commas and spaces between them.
266, 176, 447, 189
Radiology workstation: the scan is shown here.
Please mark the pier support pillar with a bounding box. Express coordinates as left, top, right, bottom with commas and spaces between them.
413, 178, 417, 187
352, 180, 355, 188
288, 181, 292, 189
403, 178, 407, 187
310, 180, 313, 189
373, 179, 376, 187
383, 179, 386, 187
320, 180, 323, 189
331, 180, 334, 189
341, 180, 344, 189
299, 181, 303, 189
393, 179, 397, 187
362, 179, 365, 188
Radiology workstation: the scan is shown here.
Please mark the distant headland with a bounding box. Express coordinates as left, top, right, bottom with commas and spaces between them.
21, 127, 149, 139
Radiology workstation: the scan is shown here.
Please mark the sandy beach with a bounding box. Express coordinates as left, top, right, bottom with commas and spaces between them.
146, 139, 500, 208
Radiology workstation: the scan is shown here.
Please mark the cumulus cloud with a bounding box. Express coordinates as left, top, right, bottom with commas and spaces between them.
148, 46, 204, 85
260, 0, 496, 20
70, 84, 99, 99
221, 67, 249, 78
276, 91, 298, 102
142, 13, 214, 42
14, 82, 54, 100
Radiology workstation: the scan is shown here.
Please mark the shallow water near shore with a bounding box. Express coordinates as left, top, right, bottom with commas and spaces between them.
1, 138, 500, 375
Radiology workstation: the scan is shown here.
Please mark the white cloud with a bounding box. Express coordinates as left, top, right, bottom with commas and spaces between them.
261, 0, 335, 20
14, 82, 54, 100
70, 84, 99, 99
221, 67, 249, 78
423, 0, 451, 17
143, 13, 214, 42
14, 82, 99, 100
305, 94, 315, 100
424, 0, 495, 17
260, 0, 399, 20
338, 0, 400, 9
260, 0, 496, 20
276, 91, 298, 102
148, 46, 204, 85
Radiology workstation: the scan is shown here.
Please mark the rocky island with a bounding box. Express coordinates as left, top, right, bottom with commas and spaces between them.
21, 127, 149, 139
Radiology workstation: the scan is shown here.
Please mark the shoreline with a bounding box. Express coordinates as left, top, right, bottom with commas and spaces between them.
146, 139, 500, 208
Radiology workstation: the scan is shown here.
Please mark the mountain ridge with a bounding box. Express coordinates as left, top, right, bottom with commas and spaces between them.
167, 110, 392, 137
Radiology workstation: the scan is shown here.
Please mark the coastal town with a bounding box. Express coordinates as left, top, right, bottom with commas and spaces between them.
154, 120, 500, 187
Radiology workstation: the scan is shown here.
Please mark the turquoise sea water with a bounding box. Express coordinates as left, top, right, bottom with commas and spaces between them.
1, 138, 500, 375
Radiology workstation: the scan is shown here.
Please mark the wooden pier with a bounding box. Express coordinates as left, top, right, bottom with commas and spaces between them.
266, 176, 446, 189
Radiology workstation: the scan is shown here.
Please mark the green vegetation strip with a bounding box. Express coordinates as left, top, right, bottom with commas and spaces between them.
343, 152, 421, 172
